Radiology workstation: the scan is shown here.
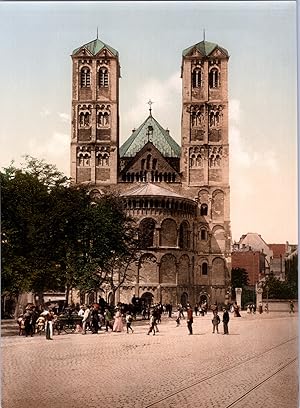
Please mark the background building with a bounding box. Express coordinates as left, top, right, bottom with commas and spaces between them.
232, 233, 297, 284
70, 36, 232, 306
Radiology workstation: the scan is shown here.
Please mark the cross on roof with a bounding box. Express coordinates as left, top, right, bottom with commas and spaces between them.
147, 99, 154, 116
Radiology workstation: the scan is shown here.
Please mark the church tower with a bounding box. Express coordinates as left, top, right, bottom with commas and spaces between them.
70, 37, 120, 186
180, 40, 231, 301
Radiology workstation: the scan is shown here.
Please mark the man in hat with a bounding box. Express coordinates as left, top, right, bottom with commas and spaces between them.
222, 307, 230, 335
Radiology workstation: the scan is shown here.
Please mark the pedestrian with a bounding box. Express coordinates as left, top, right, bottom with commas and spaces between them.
194, 303, 199, 316
104, 308, 113, 331
91, 305, 100, 334
179, 304, 185, 319
147, 312, 157, 335
82, 305, 91, 335
175, 307, 181, 327
36, 315, 45, 335
23, 308, 33, 337
212, 310, 220, 334
187, 306, 193, 335
222, 307, 230, 335
44, 308, 54, 340
233, 302, 241, 317
168, 303, 173, 318
126, 312, 134, 333
113, 308, 124, 332
289, 300, 295, 314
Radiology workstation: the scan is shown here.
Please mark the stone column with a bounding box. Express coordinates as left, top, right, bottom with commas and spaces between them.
235, 287, 242, 308
256, 286, 263, 311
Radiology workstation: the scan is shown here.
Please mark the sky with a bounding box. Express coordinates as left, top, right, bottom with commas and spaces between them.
0, 1, 297, 244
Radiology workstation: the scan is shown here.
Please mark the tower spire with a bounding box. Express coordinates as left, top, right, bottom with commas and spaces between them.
203, 28, 206, 42
97, 27, 99, 39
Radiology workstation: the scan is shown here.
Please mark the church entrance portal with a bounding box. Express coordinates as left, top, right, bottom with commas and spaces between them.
180, 292, 188, 307
200, 294, 208, 305
141, 292, 154, 306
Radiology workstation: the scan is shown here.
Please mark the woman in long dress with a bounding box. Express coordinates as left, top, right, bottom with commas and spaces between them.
113, 309, 123, 332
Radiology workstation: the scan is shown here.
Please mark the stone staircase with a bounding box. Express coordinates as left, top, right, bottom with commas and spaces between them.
1, 319, 19, 337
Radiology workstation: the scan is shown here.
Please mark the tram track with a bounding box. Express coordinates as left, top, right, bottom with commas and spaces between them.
144, 336, 298, 408
225, 356, 298, 407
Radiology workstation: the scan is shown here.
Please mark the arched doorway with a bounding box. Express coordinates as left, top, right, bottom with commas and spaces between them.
141, 292, 154, 306
180, 292, 188, 307
199, 293, 209, 305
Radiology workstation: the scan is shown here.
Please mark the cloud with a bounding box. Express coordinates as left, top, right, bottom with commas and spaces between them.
229, 99, 241, 123
58, 112, 70, 123
121, 71, 181, 143
40, 108, 51, 118
27, 132, 70, 175
229, 98, 278, 174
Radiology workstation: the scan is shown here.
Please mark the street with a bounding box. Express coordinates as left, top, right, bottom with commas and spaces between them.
1, 312, 298, 408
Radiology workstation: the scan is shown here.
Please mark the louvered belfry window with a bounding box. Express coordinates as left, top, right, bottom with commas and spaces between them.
99, 68, 109, 87
80, 68, 91, 87
192, 68, 202, 88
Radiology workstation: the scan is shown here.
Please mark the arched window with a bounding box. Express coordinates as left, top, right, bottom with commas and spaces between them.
200, 204, 208, 216
80, 67, 91, 87
139, 218, 156, 248
200, 229, 207, 241
99, 68, 109, 87
209, 68, 219, 88
192, 68, 202, 88
202, 262, 208, 275
179, 221, 189, 249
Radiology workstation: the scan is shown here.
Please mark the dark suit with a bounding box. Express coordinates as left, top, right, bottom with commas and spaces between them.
222, 310, 229, 334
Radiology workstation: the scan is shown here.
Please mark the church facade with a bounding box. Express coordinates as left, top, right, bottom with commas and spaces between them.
70, 36, 232, 307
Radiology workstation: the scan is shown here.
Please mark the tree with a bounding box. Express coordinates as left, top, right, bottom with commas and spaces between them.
1, 157, 71, 305
73, 193, 140, 302
1, 157, 141, 309
262, 274, 297, 299
231, 267, 249, 297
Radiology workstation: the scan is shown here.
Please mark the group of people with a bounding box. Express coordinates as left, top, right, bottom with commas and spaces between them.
174, 302, 230, 335
17, 299, 236, 340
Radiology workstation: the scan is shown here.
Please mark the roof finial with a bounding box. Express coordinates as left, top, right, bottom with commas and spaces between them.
203, 28, 206, 42
147, 99, 154, 116
97, 27, 99, 39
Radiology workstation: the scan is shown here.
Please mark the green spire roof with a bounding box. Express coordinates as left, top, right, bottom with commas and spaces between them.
182, 40, 228, 57
72, 38, 118, 57
120, 115, 181, 158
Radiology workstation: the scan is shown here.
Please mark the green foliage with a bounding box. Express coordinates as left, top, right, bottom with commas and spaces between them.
1, 158, 139, 301
231, 267, 249, 297
263, 274, 297, 299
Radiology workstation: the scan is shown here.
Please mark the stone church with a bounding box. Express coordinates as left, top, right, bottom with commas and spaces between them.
70, 36, 232, 307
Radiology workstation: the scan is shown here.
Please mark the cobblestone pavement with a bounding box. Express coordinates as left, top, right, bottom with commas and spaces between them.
1, 312, 298, 408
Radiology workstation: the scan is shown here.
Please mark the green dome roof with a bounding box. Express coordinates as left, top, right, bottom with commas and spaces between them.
182, 40, 228, 57
120, 115, 181, 158
72, 38, 118, 57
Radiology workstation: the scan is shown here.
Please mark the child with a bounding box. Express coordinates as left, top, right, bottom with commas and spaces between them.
126, 312, 134, 333
212, 310, 220, 334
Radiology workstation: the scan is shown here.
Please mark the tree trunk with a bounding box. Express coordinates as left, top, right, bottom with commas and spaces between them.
65, 285, 70, 308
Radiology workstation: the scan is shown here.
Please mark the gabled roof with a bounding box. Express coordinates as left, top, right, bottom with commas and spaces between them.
72, 38, 118, 57
120, 115, 180, 158
121, 183, 187, 199
120, 141, 180, 175
182, 40, 229, 57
